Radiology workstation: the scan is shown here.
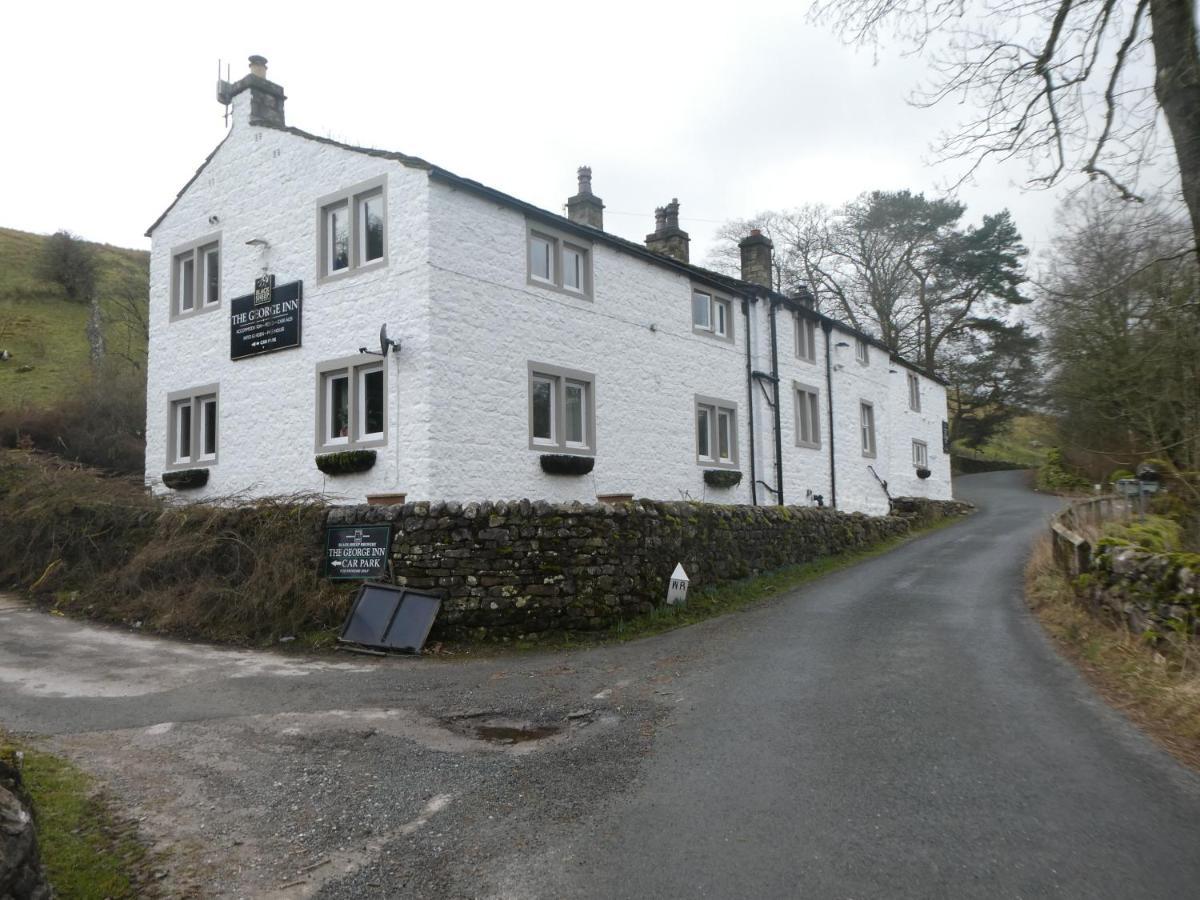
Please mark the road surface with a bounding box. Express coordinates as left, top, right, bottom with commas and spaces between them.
2, 471, 1199, 898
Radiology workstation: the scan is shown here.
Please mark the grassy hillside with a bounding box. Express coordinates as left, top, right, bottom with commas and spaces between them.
953, 414, 1057, 468
0, 227, 148, 411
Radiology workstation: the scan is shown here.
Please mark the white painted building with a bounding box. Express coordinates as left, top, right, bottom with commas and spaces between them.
144, 57, 953, 515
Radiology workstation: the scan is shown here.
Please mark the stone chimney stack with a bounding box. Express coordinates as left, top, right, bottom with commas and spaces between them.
566, 166, 605, 230
217, 55, 287, 128
645, 198, 690, 263
738, 228, 774, 289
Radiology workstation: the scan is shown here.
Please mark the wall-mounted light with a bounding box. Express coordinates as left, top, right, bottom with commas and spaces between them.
835, 341, 850, 348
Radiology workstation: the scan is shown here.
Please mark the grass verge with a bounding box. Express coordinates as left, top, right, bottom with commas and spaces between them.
446, 512, 971, 655
1025, 534, 1200, 771
1, 733, 158, 899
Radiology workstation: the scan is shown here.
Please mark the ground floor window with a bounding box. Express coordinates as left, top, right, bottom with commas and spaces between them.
912, 439, 928, 468
315, 355, 388, 451
166, 384, 219, 469
528, 362, 596, 454
695, 395, 738, 468
860, 401, 877, 458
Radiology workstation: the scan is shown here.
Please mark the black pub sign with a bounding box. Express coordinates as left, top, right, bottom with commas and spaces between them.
324, 524, 394, 580
230, 275, 303, 360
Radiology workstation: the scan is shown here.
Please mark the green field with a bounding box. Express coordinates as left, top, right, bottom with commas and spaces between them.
953, 414, 1057, 467
0, 227, 148, 411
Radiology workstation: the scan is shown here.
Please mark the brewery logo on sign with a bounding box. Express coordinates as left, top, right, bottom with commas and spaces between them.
254, 273, 276, 304
230, 278, 302, 360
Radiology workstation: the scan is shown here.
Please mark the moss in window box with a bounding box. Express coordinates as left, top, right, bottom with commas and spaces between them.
703, 469, 743, 489
540, 454, 595, 476
916, 467, 932, 480
316, 449, 377, 476
162, 468, 209, 490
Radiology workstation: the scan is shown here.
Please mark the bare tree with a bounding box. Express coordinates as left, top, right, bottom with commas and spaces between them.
812, 0, 1200, 256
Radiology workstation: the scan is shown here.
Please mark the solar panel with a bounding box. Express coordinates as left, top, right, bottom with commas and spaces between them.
338, 583, 442, 654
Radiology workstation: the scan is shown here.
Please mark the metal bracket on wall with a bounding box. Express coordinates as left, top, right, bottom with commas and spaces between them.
752, 370, 778, 409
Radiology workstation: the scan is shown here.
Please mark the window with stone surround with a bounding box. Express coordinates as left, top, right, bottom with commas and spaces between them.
860, 400, 877, 458
695, 395, 738, 468
796, 314, 817, 362
913, 439, 928, 468
855, 337, 870, 365
526, 222, 593, 299
315, 355, 388, 451
166, 384, 219, 469
907, 371, 921, 412
794, 383, 821, 449
317, 177, 387, 281
528, 362, 596, 455
170, 233, 221, 320
692, 288, 734, 342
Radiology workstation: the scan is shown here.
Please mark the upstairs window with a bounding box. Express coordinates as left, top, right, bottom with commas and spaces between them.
860, 401, 877, 458
855, 338, 870, 365
794, 383, 821, 449
695, 396, 738, 468
528, 362, 595, 454
796, 315, 817, 362
692, 289, 734, 342
315, 356, 388, 451
318, 177, 387, 280
526, 223, 592, 298
907, 372, 921, 411
166, 385, 219, 469
913, 439, 928, 468
170, 234, 221, 319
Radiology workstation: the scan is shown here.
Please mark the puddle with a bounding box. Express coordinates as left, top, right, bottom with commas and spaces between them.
474, 724, 561, 744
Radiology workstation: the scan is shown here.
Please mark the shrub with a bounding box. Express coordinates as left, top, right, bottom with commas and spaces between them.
37, 230, 96, 303
0, 363, 145, 474
1100, 515, 1184, 553
1036, 448, 1091, 493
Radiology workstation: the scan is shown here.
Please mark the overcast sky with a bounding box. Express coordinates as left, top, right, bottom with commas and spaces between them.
5, 1, 1087, 266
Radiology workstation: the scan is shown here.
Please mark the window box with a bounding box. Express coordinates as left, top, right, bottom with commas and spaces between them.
691, 288, 734, 342
703, 469, 743, 489
170, 233, 221, 320
528, 362, 596, 455
315, 449, 377, 476
695, 395, 739, 469
540, 453, 595, 476
161, 468, 209, 490
315, 355, 388, 452
317, 176, 387, 281
526, 222, 593, 299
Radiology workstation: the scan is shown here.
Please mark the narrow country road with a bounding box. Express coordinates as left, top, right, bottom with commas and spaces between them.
2, 471, 1200, 899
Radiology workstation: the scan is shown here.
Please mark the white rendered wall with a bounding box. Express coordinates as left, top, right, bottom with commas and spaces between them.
425, 181, 754, 505
145, 90, 433, 502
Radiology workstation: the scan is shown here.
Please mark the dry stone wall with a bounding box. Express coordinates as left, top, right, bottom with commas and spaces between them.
1083, 544, 1200, 638
328, 496, 970, 638
0, 753, 51, 900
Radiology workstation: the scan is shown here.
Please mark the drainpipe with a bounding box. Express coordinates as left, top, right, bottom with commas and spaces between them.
822, 320, 837, 509
768, 300, 784, 505
743, 296, 758, 506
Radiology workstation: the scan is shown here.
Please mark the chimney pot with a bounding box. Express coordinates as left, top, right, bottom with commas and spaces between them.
646, 199, 690, 263
248, 55, 268, 78
566, 166, 604, 230
738, 229, 774, 289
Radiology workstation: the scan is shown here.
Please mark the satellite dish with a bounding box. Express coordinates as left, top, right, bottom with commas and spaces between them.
379, 324, 399, 357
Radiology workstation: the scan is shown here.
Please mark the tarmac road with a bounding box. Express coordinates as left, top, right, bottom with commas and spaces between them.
2, 471, 1199, 898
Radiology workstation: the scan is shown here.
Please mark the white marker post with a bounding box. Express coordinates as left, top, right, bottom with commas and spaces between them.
666, 563, 690, 606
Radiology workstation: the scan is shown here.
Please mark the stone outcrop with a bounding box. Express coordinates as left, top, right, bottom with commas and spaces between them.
0, 751, 52, 900
328, 496, 972, 638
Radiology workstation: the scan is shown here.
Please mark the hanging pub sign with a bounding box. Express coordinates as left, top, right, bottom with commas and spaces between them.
324, 524, 393, 580
230, 275, 302, 360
